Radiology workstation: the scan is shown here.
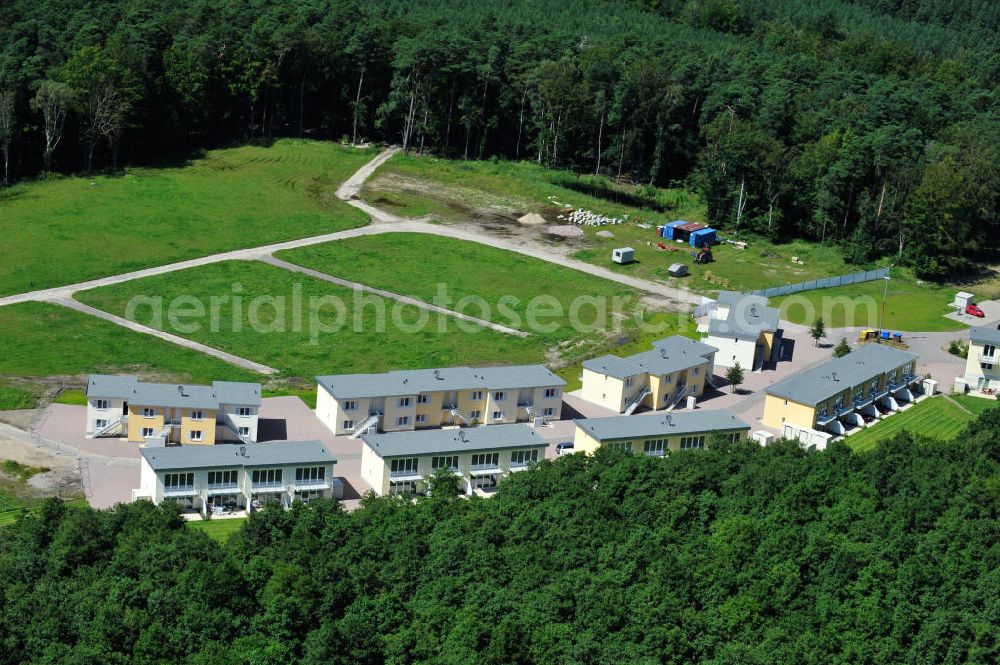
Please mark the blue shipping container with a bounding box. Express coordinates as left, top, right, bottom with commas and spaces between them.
690, 228, 717, 247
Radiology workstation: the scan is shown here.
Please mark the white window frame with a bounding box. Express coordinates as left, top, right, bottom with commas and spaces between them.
471, 452, 499, 467
342, 400, 357, 412
238, 426, 250, 436
606, 441, 631, 452
163, 472, 194, 489
295, 466, 326, 482
190, 430, 203, 442
207, 469, 237, 486
680, 435, 706, 450
190, 410, 204, 420
390, 458, 419, 474
492, 410, 503, 421
343, 419, 355, 431
493, 391, 505, 402
251, 468, 282, 485
470, 390, 484, 401
415, 414, 427, 424
396, 416, 410, 426
95, 399, 109, 410
142, 408, 155, 418
431, 455, 459, 471
238, 407, 252, 417
542, 407, 555, 417
398, 397, 412, 408
95, 418, 108, 429
643, 439, 665, 456
470, 409, 482, 419
416, 394, 429, 404
510, 449, 538, 466
544, 388, 558, 398
141, 427, 155, 438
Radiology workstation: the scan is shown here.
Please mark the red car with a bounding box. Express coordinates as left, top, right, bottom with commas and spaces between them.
966, 303, 985, 317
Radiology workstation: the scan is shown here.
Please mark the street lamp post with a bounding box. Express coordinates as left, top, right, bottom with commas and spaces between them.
879, 274, 891, 332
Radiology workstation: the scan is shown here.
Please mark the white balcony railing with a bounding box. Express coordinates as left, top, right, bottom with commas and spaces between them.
470, 464, 501, 476
251, 481, 284, 490
163, 485, 196, 496
294, 478, 329, 489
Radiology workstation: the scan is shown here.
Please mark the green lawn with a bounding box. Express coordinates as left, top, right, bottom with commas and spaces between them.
951, 393, 998, 417
772, 268, 967, 332
54, 389, 88, 405
276, 233, 641, 339
188, 518, 246, 543
845, 396, 979, 452
0, 301, 260, 382
0, 384, 39, 410
0, 140, 376, 297
75, 261, 550, 377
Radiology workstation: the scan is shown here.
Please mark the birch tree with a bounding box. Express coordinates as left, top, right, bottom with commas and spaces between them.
0, 90, 13, 185
30, 80, 74, 175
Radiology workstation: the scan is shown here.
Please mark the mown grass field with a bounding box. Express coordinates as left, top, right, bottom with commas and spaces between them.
276, 233, 641, 336
0, 140, 375, 297
773, 268, 967, 332
188, 518, 246, 543
0, 301, 260, 382
75, 260, 551, 377
845, 396, 986, 452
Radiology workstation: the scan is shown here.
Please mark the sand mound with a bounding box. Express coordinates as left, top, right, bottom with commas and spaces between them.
518, 212, 547, 225
547, 225, 584, 238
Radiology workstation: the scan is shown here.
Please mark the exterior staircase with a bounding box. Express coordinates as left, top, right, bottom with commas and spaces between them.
93, 415, 126, 438
623, 388, 651, 415
221, 415, 252, 443
449, 408, 470, 425
665, 386, 691, 413
349, 412, 381, 439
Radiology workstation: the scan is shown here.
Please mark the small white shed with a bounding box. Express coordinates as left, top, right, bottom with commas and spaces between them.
612, 247, 635, 264
953, 291, 974, 309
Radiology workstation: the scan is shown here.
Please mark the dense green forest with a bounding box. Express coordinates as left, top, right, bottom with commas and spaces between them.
1, 0, 999, 278
2, 412, 999, 663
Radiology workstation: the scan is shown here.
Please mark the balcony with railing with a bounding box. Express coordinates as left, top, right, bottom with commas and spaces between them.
294, 476, 330, 490
251, 480, 284, 492
470, 462, 501, 476
980, 353, 998, 366
163, 484, 196, 497
206, 481, 240, 495
388, 468, 421, 481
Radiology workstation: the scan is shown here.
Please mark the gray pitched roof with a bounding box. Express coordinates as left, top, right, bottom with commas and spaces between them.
970, 325, 1000, 346
361, 423, 547, 458
582, 335, 716, 380
575, 410, 750, 441
87, 374, 261, 410
316, 364, 564, 400
140, 440, 334, 471
707, 292, 779, 341
765, 344, 918, 406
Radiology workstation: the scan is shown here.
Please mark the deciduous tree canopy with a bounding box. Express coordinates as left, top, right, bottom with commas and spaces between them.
1, 0, 998, 277
2, 409, 999, 663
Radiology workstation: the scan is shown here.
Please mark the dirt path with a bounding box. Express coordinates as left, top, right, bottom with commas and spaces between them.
336, 146, 401, 200
53, 297, 279, 374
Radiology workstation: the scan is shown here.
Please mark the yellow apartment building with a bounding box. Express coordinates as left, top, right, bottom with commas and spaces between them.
762, 344, 920, 438
579, 335, 717, 414
86, 374, 262, 445
316, 365, 565, 437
